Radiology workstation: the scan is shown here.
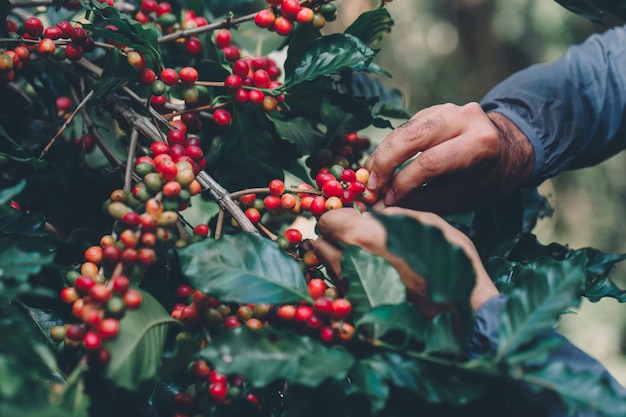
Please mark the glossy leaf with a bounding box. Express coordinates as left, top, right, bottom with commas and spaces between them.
356, 303, 427, 346
178, 233, 311, 304
340, 244, 406, 317
359, 352, 491, 406
285, 33, 376, 88
376, 214, 475, 336
104, 291, 179, 390
497, 253, 587, 360
423, 313, 464, 357
0, 237, 54, 281
345, 7, 394, 46
284, 24, 323, 78
522, 361, 626, 416
269, 115, 325, 157
217, 105, 288, 191
83, 1, 162, 68
197, 326, 355, 387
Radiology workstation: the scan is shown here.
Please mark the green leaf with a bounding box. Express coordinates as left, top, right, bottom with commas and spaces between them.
497, 253, 587, 360
83, 1, 163, 68
93, 50, 136, 99
0, 152, 47, 169
104, 290, 179, 390
198, 326, 355, 387
346, 359, 390, 414
554, 0, 606, 24
574, 247, 626, 302
0, 180, 25, 206
284, 23, 322, 78
0, 238, 54, 281
522, 361, 626, 416
376, 214, 475, 336
340, 244, 406, 317
345, 7, 394, 46
358, 352, 491, 406
269, 116, 325, 157
423, 313, 464, 357
285, 33, 377, 88
178, 234, 311, 304
356, 303, 428, 347
217, 105, 288, 191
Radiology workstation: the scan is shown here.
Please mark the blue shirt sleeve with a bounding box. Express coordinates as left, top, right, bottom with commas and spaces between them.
480, 25, 626, 184
468, 294, 626, 417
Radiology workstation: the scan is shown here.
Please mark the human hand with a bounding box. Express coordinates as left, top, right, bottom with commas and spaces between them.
364, 102, 535, 213
312, 207, 499, 315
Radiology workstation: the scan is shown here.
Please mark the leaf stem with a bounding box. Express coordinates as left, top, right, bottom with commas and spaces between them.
124, 129, 139, 193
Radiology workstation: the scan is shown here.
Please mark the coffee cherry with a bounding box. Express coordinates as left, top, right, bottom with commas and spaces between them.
325, 196, 342, 210
280, 193, 297, 211
332, 298, 352, 320
254, 9, 276, 28
56, 96, 72, 112
294, 305, 313, 322
283, 228, 302, 245
281, 0, 300, 18
245, 207, 261, 224
179, 66, 198, 84
160, 68, 179, 86
309, 196, 326, 216
312, 13, 326, 28
209, 382, 229, 402
268, 179, 285, 196
308, 279, 326, 299
222, 45, 240, 62
277, 304, 296, 321
232, 59, 250, 78
173, 391, 194, 412
23, 17, 44, 37
248, 89, 265, 105
215, 29, 232, 48
212, 109, 232, 128
224, 74, 242, 91
274, 16, 293, 36
296, 7, 315, 23
263, 194, 280, 210
45, 26, 63, 40
320, 325, 335, 343
137, 68, 157, 86
224, 315, 241, 328
193, 224, 210, 237
66, 324, 85, 341
156, 1, 172, 16
83, 331, 102, 351
185, 36, 203, 57
98, 318, 120, 340
123, 289, 142, 309
252, 69, 270, 88
192, 359, 211, 379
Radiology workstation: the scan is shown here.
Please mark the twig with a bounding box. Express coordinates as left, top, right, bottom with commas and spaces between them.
39, 90, 94, 159
158, 12, 257, 43
193, 81, 225, 88
257, 223, 277, 240
124, 129, 138, 193
9, 0, 53, 7
159, 101, 229, 119
215, 209, 225, 239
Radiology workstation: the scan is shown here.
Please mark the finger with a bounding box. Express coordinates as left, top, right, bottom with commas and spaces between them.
312, 237, 343, 279
364, 103, 468, 191
382, 132, 498, 206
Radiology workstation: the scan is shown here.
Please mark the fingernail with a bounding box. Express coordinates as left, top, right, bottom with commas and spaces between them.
384, 189, 396, 205
367, 172, 377, 190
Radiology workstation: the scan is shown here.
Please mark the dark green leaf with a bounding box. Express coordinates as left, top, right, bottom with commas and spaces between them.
217, 105, 287, 191
346, 359, 390, 414
0, 152, 47, 169
198, 326, 355, 387
423, 313, 464, 357
0, 237, 54, 281
356, 303, 427, 346
522, 361, 626, 416
269, 116, 325, 156
497, 253, 587, 360
376, 214, 475, 336
360, 352, 491, 405
93, 50, 136, 99
83, 1, 163, 68
0, 180, 25, 206
159, 332, 204, 377
345, 7, 394, 46
0, 122, 21, 151
104, 290, 179, 390
0, 0, 10, 38
284, 24, 322, 77
178, 234, 311, 304
340, 244, 406, 317
554, 0, 606, 24
472, 190, 524, 258
285, 33, 377, 88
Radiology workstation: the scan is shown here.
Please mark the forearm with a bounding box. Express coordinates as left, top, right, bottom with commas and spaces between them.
481, 25, 626, 184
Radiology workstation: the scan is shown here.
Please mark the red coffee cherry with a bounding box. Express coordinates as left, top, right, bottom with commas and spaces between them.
212, 109, 232, 128
274, 16, 293, 36
137, 68, 157, 86
65, 43, 83, 61
268, 179, 285, 196
254, 9, 276, 28
179, 66, 198, 84
215, 29, 232, 48
232, 59, 250, 78
160, 68, 179, 86
185, 36, 203, 57
23, 17, 44, 37
224, 74, 242, 91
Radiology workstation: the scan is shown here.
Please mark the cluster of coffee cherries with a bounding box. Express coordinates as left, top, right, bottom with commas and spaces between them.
1, 17, 95, 82
240, 168, 377, 227
254, 0, 338, 35
172, 362, 261, 413
224, 55, 284, 113
171, 274, 354, 345
306, 131, 372, 176
50, 261, 143, 364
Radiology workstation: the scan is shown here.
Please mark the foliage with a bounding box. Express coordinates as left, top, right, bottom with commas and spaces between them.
0, 1, 624, 417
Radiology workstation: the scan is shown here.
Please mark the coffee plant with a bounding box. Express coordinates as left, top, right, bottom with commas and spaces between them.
0, 0, 625, 416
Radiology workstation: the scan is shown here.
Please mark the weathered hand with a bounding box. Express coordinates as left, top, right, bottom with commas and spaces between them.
364, 103, 535, 213
312, 207, 499, 315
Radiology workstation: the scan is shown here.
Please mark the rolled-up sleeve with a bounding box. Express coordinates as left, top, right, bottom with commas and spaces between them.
481, 25, 626, 184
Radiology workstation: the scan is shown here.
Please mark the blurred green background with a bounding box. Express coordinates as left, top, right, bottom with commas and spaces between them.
329, 0, 626, 384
